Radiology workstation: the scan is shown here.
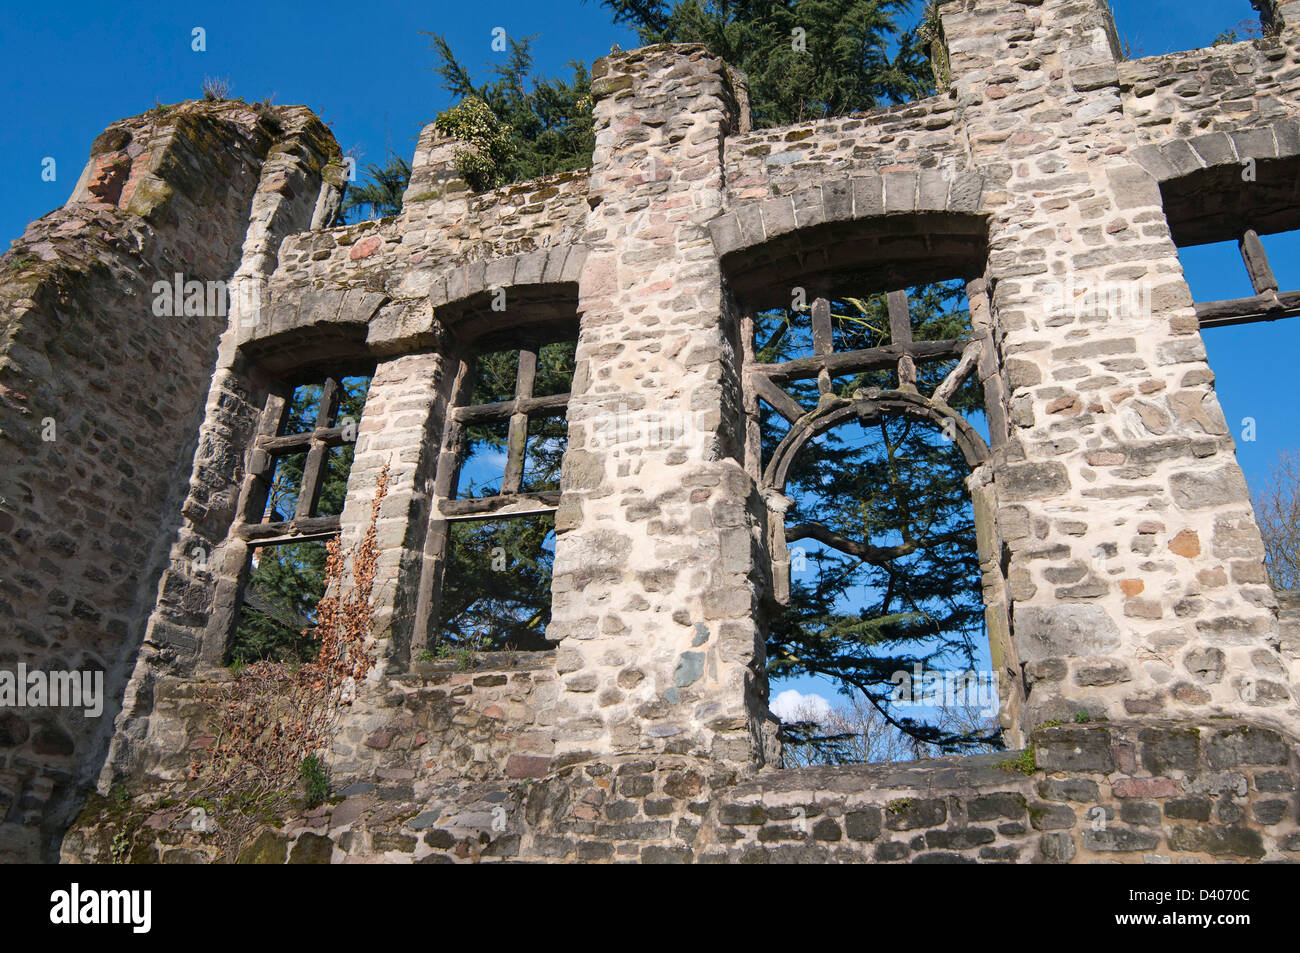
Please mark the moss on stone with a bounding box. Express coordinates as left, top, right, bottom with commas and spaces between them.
123, 177, 175, 223
996, 748, 1037, 776
237, 829, 290, 864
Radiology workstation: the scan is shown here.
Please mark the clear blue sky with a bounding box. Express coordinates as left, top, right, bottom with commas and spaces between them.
0, 0, 640, 243
3, 0, 1292, 717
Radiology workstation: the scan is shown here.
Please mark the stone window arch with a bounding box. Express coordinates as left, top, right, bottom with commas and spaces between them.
216, 334, 377, 664
716, 197, 1021, 753
407, 276, 583, 659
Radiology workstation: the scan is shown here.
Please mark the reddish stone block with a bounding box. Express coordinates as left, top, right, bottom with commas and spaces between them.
350, 236, 383, 260
1113, 777, 1177, 798
1169, 530, 1201, 558
506, 754, 552, 778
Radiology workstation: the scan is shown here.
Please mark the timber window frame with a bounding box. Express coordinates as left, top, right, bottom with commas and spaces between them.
234, 375, 358, 546
410, 339, 575, 655
438, 344, 571, 520
1192, 228, 1300, 329
745, 282, 999, 606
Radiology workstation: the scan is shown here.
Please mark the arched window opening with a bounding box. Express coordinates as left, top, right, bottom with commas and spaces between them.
745, 277, 1008, 765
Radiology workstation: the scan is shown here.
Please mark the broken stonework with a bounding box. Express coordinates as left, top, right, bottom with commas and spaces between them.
5, 0, 1300, 863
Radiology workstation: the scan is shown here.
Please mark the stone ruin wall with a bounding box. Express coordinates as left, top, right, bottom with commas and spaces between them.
3, 0, 1300, 863
0, 102, 342, 860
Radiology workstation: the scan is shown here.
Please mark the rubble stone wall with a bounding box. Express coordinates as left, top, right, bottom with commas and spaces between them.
62, 720, 1300, 864
9, 0, 1300, 863
0, 103, 340, 861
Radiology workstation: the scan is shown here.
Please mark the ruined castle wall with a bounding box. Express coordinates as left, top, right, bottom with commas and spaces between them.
1121, 31, 1300, 146
63, 719, 1300, 864
110, 652, 561, 797
0, 103, 341, 860
938, 0, 1295, 741
265, 167, 591, 301
30, 0, 1300, 865
723, 95, 968, 202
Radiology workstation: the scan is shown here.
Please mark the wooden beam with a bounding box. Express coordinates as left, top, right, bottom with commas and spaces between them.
749, 372, 807, 424
752, 338, 967, 385
440, 491, 561, 520
237, 515, 341, 544
293, 378, 339, 523
239, 387, 289, 524
502, 350, 537, 494
933, 340, 982, 406
502, 415, 529, 494
886, 290, 912, 345
887, 289, 916, 387
453, 392, 570, 425
257, 425, 349, 454
811, 297, 832, 396
1239, 230, 1279, 295
316, 376, 340, 429
514, 348, 538, 400
1196, 289, 1300, 329
294, 440, 329, 521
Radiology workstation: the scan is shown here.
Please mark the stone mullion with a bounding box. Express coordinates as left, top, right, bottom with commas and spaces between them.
552, 45, 771, 767
322, 353, 448, 673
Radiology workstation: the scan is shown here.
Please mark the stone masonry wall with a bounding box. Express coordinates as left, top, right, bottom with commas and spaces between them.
938, 0, 1297, 741
0, 102, 340, 861
61, 719, 1300, 864
548, 45, 773, 768
19, 0, 1300, 864
723, 96, 967, 202
1121, 25, 1300, 146
108, 653, 559, 793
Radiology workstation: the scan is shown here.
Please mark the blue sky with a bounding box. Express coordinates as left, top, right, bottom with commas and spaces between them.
0, 0, 1267, 242
3, 0, 1292, 725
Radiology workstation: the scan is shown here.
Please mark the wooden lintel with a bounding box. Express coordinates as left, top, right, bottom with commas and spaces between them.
752, 338, 966, 385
